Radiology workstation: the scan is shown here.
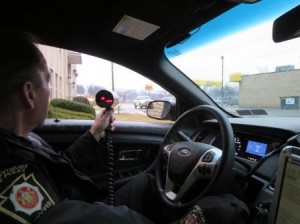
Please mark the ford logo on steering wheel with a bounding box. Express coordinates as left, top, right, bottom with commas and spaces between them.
178, 148, 191, 156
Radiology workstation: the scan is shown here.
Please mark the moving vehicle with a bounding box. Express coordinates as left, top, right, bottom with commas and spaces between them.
2, 0, 300, 223
133, 95, 153, 109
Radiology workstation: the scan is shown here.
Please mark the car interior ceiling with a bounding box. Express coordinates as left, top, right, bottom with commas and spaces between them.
1, 0, 238, 62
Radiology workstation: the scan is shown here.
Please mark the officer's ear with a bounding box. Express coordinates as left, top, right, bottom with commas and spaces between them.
22, 81, 36, 110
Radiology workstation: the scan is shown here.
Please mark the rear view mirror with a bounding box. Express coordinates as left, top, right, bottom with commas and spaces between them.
273, 5, 300, 43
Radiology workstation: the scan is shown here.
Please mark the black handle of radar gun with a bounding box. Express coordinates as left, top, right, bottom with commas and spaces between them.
95, 90, 115, 206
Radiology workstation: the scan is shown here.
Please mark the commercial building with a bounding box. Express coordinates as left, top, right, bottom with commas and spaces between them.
38, 45, 82, 101
237, 69, 300, 108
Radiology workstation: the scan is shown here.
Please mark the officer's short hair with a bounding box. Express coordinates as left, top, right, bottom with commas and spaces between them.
0, 31, 47, 106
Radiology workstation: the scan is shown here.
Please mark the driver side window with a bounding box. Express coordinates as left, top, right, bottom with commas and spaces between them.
39, 45, 175, 123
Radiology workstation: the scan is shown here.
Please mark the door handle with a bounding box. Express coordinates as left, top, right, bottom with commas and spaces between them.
117, 150, 143, 161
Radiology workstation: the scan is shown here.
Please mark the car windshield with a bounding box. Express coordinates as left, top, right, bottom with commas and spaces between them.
165, 0, 300, 117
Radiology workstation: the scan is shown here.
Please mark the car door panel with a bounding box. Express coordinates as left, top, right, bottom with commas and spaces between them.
32, 119, 171, 188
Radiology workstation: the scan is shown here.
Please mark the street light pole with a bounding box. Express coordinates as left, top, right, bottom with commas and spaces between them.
221, 56, 224, 107
111, 62, 115, 91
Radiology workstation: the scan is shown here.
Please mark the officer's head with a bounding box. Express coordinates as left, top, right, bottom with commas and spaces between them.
0, 32, 50, 132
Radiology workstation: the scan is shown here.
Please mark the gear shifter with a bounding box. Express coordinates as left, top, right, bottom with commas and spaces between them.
95, 90, 115, 206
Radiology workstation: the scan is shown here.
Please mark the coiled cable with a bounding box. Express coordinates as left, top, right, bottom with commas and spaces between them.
106, 131, 115, 206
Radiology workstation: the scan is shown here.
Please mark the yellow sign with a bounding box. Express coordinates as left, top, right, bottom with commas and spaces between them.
194, 79, 222, 86
145, 83, 153, 91
229, 73, 242, 82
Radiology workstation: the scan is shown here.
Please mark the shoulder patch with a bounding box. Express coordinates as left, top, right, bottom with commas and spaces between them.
181, 205, 207, 224
9, 182, 44, 215
0, 167, 56, 223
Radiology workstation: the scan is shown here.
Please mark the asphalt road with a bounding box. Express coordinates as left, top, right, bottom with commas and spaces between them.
95, 103, 300, 117
95, 103, 146, 115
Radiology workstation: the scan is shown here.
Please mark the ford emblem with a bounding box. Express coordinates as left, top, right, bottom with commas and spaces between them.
178, 148, 191, 156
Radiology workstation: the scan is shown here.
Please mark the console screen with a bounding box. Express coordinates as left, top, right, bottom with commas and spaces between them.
245, 140, 268, 157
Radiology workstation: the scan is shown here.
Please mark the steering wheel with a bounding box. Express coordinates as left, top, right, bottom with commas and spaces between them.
155, 105, 235, 208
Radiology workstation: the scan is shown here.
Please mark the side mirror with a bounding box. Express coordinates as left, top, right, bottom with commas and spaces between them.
273, 5, 300, 43
147, 100, 172, 120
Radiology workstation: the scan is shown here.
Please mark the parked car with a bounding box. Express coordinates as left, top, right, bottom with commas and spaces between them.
2, 0, 300, 223
133, 95, 152, 109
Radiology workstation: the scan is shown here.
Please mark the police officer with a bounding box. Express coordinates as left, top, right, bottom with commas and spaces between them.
0, 32, 159, 223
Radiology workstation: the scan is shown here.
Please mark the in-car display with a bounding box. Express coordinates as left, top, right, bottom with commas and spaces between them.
245, 140, 268, 157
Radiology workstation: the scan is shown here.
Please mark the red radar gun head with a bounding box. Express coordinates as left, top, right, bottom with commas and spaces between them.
95, 90, 114, 109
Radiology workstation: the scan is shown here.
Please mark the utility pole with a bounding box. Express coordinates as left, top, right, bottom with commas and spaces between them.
221, 56, 224, 107
111, 62, 115, 91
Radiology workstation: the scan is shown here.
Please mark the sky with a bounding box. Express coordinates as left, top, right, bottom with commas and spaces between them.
76, 55, 156, 92
169, 20, 300, 83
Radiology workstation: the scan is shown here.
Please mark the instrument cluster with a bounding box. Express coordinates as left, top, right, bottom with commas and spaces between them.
234, 132, 282, 162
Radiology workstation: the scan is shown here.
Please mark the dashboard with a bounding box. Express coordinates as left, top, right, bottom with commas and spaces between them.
187, 117, 300, 208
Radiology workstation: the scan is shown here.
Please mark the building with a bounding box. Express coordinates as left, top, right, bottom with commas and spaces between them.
237, 69, 300, 108
38, 45, 82, 101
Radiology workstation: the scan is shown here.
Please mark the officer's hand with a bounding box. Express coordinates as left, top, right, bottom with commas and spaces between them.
90, 108, 115, 141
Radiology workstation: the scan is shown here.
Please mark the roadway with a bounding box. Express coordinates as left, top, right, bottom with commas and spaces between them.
94, 103, 300, 117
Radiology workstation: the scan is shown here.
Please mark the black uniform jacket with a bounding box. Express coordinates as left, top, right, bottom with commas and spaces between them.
0, 128, 153, 224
